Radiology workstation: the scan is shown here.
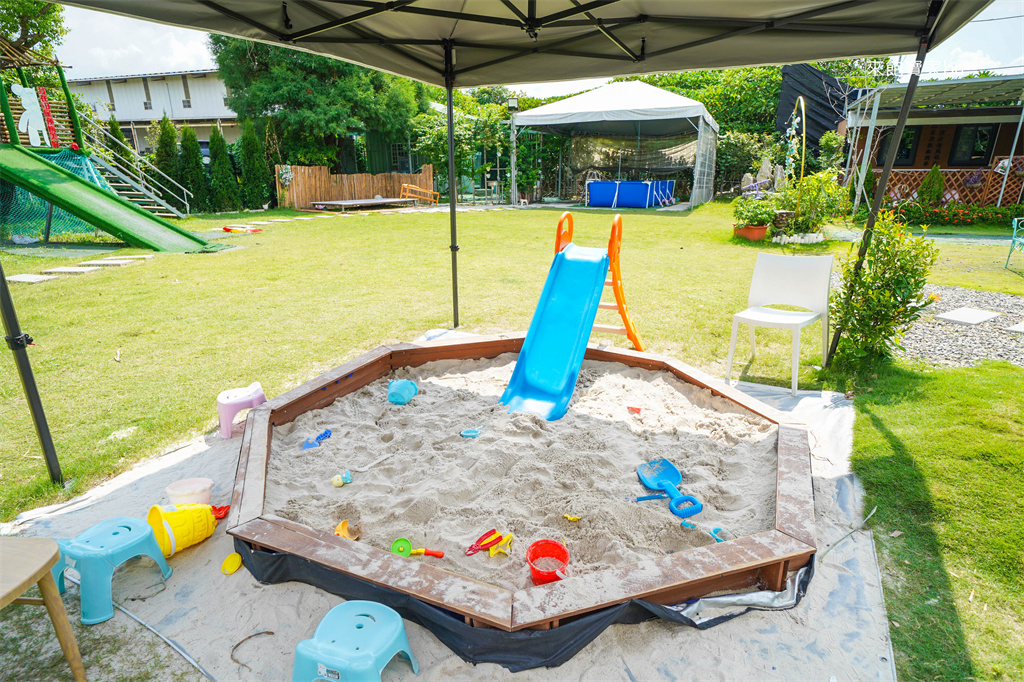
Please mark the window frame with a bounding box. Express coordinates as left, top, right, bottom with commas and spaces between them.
875, 125, 922, 167
948, 123, 997, 167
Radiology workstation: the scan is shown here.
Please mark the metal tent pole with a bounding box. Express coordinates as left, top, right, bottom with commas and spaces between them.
0, 261, 63, 484
444, 41, 460, 328
826, 3, 940, 367
996, 102, 1024, 207
852, 91, 881, 214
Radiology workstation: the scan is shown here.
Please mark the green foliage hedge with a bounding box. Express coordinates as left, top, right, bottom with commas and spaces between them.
860, 201, 1024, 227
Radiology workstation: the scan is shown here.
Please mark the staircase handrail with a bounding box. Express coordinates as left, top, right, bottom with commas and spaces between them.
89, 153, 188, 219
80, 117, 192, 214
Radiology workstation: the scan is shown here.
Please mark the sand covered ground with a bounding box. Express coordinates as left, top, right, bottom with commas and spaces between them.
265, 354, 778, 591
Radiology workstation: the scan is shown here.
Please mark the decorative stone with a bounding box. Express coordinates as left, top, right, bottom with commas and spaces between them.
774, 164, 786, 188
1005, 321, 1024, 333
740, 172, 754, 190
77, 259, 134, 267
5, 273, 57, 284
935, 307, 1001, 326
755, 157, 772, 184
42, 267, 101, 275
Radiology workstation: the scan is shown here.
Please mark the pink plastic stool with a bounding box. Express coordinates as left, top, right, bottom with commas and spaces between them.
217, 382, 266, 438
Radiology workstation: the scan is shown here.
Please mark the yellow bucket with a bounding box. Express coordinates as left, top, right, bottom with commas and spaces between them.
147, 504, 217, 558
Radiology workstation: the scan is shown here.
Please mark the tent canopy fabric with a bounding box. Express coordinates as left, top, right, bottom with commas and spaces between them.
55, 1, 990, 89
514, 81, 718, 137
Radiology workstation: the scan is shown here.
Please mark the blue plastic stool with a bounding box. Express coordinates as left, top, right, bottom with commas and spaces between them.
292, 601, 419, 682
50, 517, 172, 625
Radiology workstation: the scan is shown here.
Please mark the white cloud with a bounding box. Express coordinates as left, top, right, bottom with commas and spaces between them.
58, 8, 214, 78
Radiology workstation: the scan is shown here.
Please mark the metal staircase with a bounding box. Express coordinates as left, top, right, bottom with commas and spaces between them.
80, 117, 192, 218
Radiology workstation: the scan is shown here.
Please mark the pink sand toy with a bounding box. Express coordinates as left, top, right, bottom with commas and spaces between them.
217, 382, 266, 438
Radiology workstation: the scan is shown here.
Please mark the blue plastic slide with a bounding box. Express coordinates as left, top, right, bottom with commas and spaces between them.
500, 242, 609, 420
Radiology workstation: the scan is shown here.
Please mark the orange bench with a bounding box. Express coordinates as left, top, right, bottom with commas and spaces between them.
400, 183, 439, 205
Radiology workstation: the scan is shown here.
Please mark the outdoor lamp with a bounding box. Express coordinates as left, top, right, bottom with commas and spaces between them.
508, 97, 518, 113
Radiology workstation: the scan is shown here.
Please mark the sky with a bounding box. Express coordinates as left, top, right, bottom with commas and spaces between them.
56, 1, 1023, 94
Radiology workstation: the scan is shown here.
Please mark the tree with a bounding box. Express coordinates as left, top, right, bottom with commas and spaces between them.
918, 164, 945, 207
239, 119, 269, 209
208, 127, 239, 211
209, 35, 419, 167
412, 109, 474, 196
178, 125, 209, 213
0, 1, 66, 70
151, 115, 180, 206
107, 114, 128, 167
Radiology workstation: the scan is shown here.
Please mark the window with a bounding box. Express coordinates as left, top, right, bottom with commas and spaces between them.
182, 99, 192, 109
223, 97, 230, 107
875, 126, 921, 167
391, 143, 409, 172
143, 101, 152, 110
949, 124, 996, 166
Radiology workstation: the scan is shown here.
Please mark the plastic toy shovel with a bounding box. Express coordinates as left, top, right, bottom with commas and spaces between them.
637, 458, 703, 519
391, 538, 444, 558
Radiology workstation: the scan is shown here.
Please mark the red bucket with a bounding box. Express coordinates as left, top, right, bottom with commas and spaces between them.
527, 539, 569, 585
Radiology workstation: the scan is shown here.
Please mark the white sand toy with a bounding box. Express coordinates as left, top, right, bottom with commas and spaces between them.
216, 382, 266, 439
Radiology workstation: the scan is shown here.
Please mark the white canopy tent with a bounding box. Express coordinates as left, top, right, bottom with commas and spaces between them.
514, 80, 720, 205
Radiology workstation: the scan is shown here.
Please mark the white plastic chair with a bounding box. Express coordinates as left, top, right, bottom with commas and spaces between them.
724, 253, 834, 396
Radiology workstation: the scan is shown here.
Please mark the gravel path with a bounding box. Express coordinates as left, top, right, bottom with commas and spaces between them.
897, 284, 1024, 368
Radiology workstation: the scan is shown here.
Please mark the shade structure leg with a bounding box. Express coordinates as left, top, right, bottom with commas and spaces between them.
826, 4, 940, 367
444, 40, 459, 328
0, 261, 63, 484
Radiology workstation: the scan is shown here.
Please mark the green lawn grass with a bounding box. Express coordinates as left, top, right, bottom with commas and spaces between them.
1, 200, 1021, 679
846, 361, 1023, 681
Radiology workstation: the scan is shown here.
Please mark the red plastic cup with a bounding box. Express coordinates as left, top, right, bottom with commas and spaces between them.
527, 539, 569, 585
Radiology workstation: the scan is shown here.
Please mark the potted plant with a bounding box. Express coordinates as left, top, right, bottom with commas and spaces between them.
732, 198, 775, 241
1013, 158, 1024, 178
963, 169, 985, 189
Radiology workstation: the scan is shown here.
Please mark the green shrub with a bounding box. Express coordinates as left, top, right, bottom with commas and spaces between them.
151, 115, 180, 207
860, 201, 1024, 226
208, 127, 239, 212
239, 120, 269, 209
774, 170, 850, 233
829, 211, 938, 362
732, 197, 776, 227
818, 130, 845, 169
178, 126, 209, 213
918, 164, 944, 206
849, 166, 876, 205
716, 131, 770, 185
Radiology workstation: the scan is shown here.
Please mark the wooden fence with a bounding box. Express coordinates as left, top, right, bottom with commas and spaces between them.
877, 157, 1024, 207
276, 164, 433, 209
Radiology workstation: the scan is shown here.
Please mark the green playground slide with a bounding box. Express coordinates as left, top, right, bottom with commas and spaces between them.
0, 144, 225, 253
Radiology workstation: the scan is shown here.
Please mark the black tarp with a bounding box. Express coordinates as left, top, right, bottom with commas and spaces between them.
236, 538, 815, 672
775, 64, 852, 151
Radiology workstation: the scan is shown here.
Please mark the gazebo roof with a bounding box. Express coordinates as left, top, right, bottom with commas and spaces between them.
515, 80, 718, 137
849, 74, 1024, 109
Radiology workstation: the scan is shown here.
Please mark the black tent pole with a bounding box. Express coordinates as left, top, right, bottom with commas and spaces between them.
825, 0, 942, 367
0, 261, 63, 484
444, 40, 460, 328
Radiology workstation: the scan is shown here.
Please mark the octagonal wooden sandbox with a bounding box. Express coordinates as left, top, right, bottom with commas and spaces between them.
226, 334, 815, 631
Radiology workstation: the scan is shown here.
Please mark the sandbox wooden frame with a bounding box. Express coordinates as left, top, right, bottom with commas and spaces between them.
227, 335, 816, 631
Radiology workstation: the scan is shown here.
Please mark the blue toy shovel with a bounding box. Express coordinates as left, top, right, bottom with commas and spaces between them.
637, 458, 703, 519
302, 429, 332, 450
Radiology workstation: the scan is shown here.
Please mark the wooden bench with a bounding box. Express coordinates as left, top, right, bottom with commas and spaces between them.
400, 183, 439, 205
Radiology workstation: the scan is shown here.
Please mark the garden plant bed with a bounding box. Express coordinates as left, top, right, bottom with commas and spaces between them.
227, 335, 816, 632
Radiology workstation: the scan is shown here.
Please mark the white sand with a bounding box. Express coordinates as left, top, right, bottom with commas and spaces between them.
264, 355, 778, 591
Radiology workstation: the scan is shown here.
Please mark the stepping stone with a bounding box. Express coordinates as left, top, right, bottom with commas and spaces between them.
380, 211, 396, 215
77, 259, 135, 267
102, 254, 154, 260
935, 307, 1001, 326
42, 266, 101, 275
248, 221, 271, 225
6, 273, 57, 284
225, 224, 249, 228
294, 217, 316, 220
1007, 321, 1024, 333
270, 219, 294, 222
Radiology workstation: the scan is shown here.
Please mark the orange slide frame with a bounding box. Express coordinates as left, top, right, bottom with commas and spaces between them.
554, 212, 644, 352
